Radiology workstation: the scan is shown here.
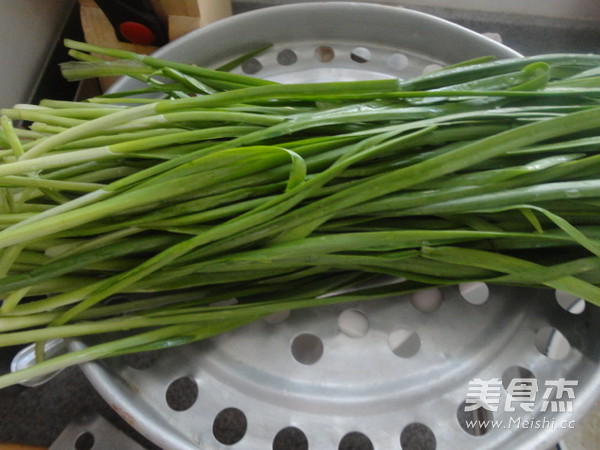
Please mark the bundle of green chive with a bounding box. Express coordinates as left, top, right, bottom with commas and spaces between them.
0, 39, 599, 388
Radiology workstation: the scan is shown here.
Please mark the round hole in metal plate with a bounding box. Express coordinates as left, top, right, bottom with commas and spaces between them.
277, 48, 298, 66
122, 349, 161, 370
411, 288, 443, 312
555, 290, 586, 314
264, 309, 291, 324
339, 431, 374, 450
165, 376, 198, 411
291, 333, 324, 365
457, 401, 494, 436
273, 426, 309, 450
459, 282, 489, 306
535, 326, 571, 360
241, 58, 263, 75
502, 365, 536, 391
315, 45, 335, 63
74, 431, 95, 450
388, 53, 409, 71
400, 423, 436, 450
388, 328, 421, 358
350, 47, 371, 63
338, 308, 370, 338
213, 407, 247, 445
423, 63, 443, 74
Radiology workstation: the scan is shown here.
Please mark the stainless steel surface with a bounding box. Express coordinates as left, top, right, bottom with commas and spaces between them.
118, 1, 520, 80
71, 3, 599, 449
11, 338, 67, 387
75, 285, 600, 450
48, 410, 146, 450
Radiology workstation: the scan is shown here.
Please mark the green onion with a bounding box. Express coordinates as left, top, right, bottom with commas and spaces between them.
1, 42, 600, 388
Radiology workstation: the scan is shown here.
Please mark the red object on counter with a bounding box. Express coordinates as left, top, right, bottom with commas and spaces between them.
118, 21, 156, 45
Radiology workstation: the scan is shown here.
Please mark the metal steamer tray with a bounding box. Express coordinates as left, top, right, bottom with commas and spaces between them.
73, 3, 600, 450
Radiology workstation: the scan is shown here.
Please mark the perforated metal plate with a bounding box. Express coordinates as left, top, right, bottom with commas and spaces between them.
73, 3, 600, 450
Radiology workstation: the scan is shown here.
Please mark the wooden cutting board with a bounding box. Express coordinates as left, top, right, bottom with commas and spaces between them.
77, 0, 232, 90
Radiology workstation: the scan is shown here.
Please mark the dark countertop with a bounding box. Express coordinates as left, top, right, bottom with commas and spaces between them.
0, 359, 159, 449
